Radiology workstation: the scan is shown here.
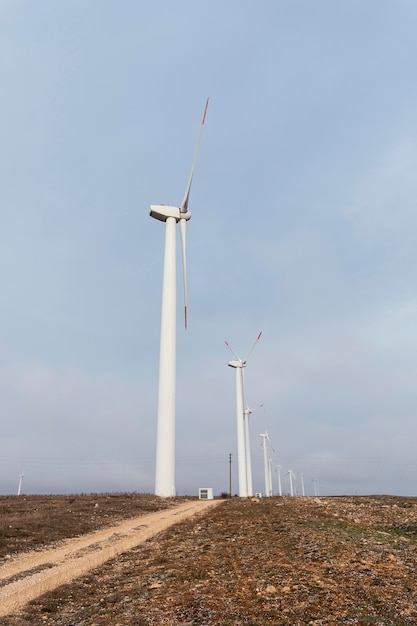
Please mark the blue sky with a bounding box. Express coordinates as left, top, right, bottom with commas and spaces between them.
1, 0, 417, 496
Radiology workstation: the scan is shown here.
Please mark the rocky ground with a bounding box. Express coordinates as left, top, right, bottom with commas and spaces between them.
2, 494, 417, 625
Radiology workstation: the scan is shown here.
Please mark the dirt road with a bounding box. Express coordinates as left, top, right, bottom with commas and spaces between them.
0, 498, 222, 617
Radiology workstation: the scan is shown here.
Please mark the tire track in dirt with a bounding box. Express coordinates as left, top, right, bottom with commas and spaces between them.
0, 499, 222, 617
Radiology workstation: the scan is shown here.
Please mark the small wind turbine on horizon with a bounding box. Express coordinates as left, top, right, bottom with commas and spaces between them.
268, 457, 274, 497
259, 432, 274, 497
226, 332, 262, 497
300, 472, 305, 497
150, 99, 209, 497
243, 402, 263, 497
17, 471, 24, 496
275, 464, 282, 496
287, 468, 296, 496
313, 477, 320, 497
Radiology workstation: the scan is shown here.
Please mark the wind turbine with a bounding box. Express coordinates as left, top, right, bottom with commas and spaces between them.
259, 432, 273, 497
243, 402, 263, 497
313, 477, 320, 497
226, 332, 262, 497
17, 471, 24, 496
275, 464, 282, 496
268, 457, 274, 497
150, 98, 209, 497
287, 468, 296, 496
300, 472, 305, 497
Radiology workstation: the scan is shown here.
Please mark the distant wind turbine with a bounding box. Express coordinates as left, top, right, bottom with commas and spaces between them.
226, 332, 262, 497
313, 477, 320, 497
275, 464, 282, 496
268, 457, 274, 497
151, 98, 209, 497
17, 471, 24, 496
259, 432, 273, 497
243, 402, 263, 497
287, 468, 296, 496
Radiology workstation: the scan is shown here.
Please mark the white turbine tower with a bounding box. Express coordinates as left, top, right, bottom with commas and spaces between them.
243, 402, 263, 497
287, 468, 296, 496
259, 432, 273, 497
313, 477, 320, 497
151, 99, 209, 497
275, 464, 282, 496
226, 332, 262, 497
268, 457, 274, 496
300, 472, 305, 497
17, 471, 24, 496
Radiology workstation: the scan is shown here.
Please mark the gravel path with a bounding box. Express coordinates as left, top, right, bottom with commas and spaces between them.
0, 499, 222, 617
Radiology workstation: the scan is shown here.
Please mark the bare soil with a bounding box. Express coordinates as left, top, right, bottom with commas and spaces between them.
1, 494, 417, 625
0, 497, 220, 618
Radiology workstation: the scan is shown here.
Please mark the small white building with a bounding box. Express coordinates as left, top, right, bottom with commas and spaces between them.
198, 487, 214, 500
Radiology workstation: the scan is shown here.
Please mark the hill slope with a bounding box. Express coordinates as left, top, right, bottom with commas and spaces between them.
2, 495, 417, 625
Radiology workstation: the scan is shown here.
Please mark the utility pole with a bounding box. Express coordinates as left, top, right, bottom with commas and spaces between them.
229, 453, 232, 497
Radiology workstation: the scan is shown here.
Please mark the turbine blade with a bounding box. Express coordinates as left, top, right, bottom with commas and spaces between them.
179, 218, 187, 329
247, 402, 264, 414
244, 331, 262, 362
180, 97, 209, 213
266, 432, 276, 454
225, 340, 241, 361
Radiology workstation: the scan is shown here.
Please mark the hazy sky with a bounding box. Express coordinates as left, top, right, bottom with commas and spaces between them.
1, 1, 417, 496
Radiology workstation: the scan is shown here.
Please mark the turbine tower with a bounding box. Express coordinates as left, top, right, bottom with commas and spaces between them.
226, 332, 262, 497
275, 464, 282, 496
17, 471, 24, 496
243, 402, 263, 497
151, 99, 209, 497
259, 432, 273, 497
300, 472, 305, 497
268, 457, 274, 496
287, 468, 296, 496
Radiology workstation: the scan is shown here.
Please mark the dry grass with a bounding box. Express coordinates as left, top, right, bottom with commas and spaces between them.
2, 494, 417, 625
0, 493, 177, 558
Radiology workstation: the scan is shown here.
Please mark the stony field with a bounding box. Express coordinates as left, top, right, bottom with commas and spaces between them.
1, 493, 417, 625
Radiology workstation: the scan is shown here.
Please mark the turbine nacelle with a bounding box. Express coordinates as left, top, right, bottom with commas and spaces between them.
244, 402, 263, 417
150, 205, 192, 223
227, 359, 246, 369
